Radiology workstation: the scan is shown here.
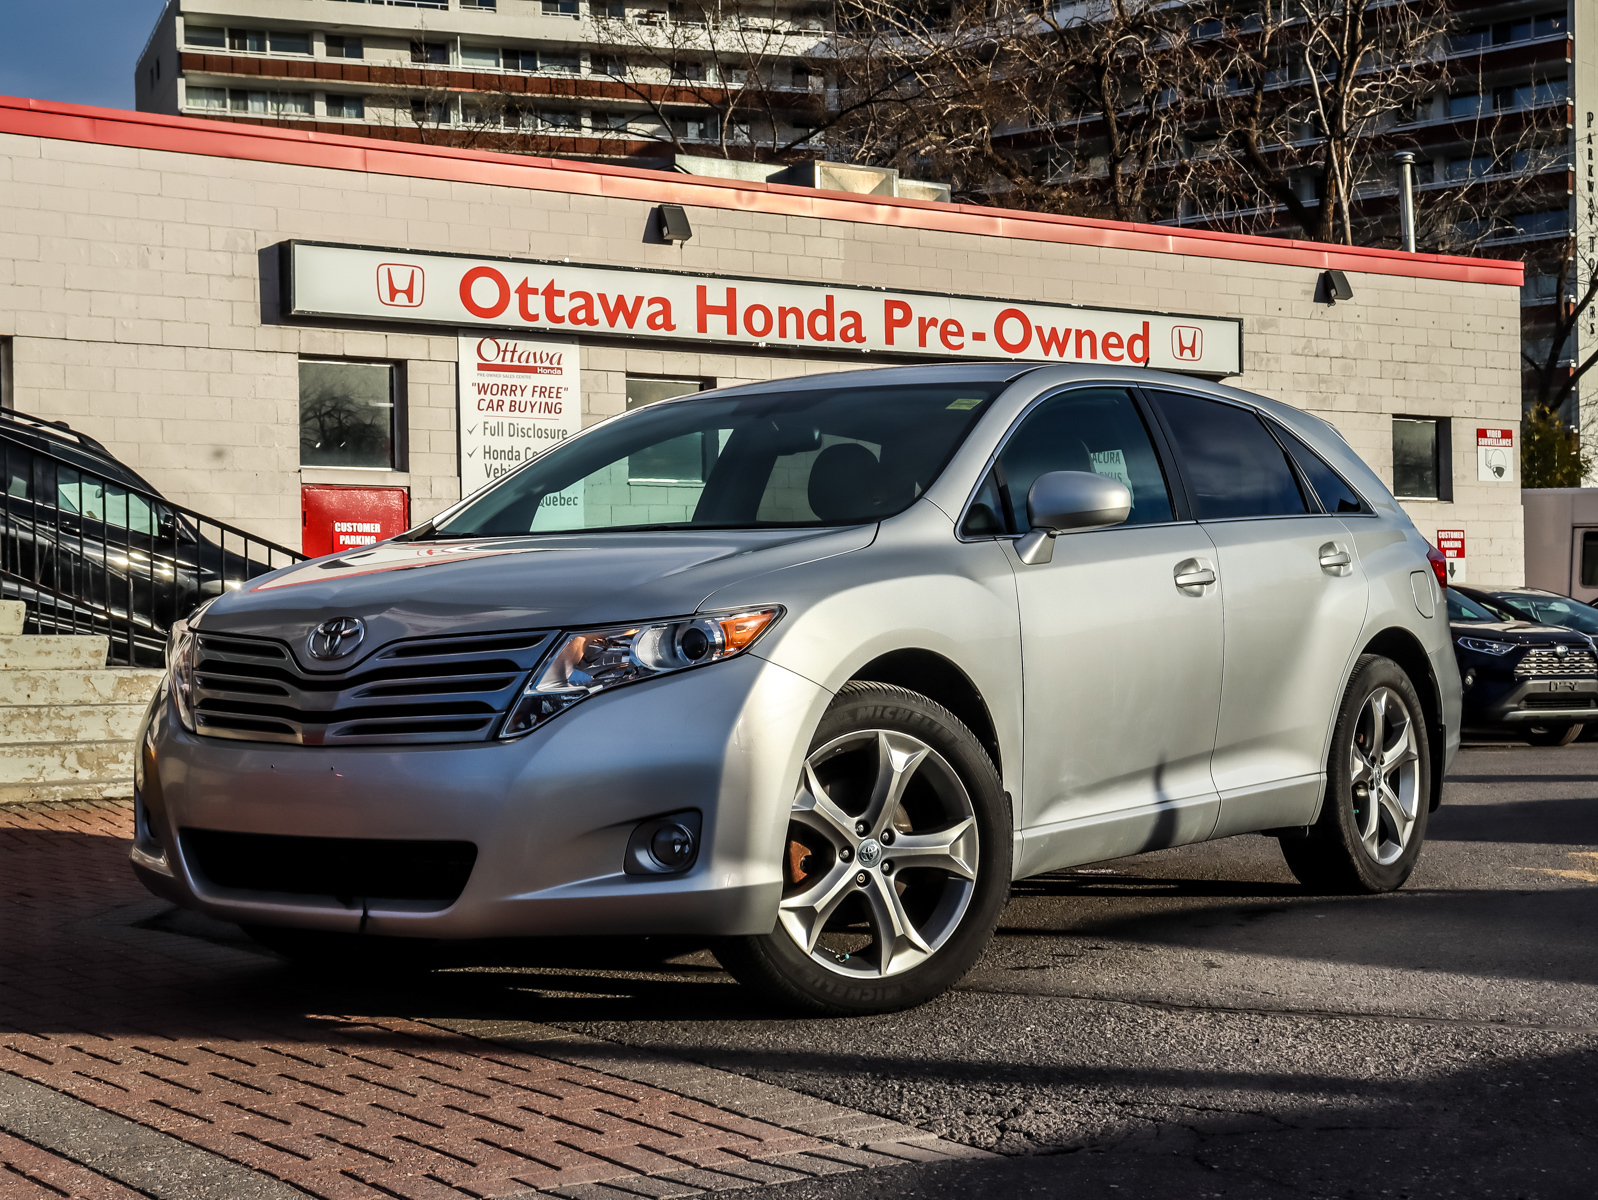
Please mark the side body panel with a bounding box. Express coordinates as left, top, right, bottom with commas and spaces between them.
1008, 523, 1224, 876
1206, 515, 1370, 836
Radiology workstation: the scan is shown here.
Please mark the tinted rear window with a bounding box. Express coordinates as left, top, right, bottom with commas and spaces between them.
1149, 391, 1308, 520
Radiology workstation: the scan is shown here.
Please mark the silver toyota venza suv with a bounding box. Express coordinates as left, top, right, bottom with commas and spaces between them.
132, 364, 1459, 1014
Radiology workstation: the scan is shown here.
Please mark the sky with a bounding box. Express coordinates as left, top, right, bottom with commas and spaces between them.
0, 1, 170, 111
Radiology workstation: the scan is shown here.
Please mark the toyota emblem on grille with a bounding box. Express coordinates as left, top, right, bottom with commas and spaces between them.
307, 616, 366, 661
1556, 644, 1569, 657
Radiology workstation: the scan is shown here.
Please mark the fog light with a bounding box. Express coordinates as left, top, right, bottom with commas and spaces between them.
625, 810, 702, 875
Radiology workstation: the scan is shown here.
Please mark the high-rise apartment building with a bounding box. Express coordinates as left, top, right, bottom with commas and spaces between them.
135, 0, 826, 163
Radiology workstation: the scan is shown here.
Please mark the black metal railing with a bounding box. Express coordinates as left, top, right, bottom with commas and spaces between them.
1, 431, 304, 667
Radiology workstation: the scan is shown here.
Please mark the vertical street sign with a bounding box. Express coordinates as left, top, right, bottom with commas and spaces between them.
1436, 529, 1467, 585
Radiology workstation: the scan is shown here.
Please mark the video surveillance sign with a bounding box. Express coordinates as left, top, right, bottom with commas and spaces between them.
1477, 427, 1515, 482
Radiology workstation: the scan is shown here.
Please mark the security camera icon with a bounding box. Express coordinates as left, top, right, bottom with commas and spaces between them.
1484, 448, 1509, 479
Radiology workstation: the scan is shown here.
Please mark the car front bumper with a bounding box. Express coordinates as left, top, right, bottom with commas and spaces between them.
1461, 675, 1598, 728
132, 653, 829, 939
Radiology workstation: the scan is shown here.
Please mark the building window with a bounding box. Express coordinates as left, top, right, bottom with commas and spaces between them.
187, 86, 228, 111
299, 360, 401, 470
412, 99, 451, 125
625, 377, 714, 484
591, 53, 626, 77
326, 95, 366, 119
411, 41, 449, 65
185, 25, 226, 49
540, 50, 580, 74
540, 110, 581, 130
229, 90, 312, 116
1392, 417, 1452, 501
325, 35, 363, 60
270, 31, 312, 55
462, 0, 498, 9
593, 0, 626, 16
0, 339, 12, 411
543, 0, 580, 16
461, 45, 501, 68
671, 59, 706, 82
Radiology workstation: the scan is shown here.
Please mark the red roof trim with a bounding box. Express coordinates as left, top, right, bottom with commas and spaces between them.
0, 94, 1525, 287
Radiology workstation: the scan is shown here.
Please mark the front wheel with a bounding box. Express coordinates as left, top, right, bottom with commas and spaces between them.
1280, 654, 1431, 894
715, 682, 1011, 1015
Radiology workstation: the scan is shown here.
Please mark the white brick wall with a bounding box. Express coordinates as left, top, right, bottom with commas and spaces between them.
0, 130, 1525, 580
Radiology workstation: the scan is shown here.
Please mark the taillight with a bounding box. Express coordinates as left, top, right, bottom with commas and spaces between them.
1427, 544, 1448, 589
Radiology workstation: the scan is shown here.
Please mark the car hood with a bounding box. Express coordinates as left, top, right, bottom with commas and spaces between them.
1449, 620, 1591, 646
199, 527, 875, 653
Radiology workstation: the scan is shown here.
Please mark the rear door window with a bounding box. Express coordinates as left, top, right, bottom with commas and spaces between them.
1272, 425, 1368, 515
1148, 391, 1308, 520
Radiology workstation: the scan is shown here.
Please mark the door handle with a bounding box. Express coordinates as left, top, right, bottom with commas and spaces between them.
1319, 543, 1352, 570
1174, 560, 1216, 590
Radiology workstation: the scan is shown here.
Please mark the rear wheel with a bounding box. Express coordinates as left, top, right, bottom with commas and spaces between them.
1280, 655, 1431, 894
1524, 723, 1583, 747
715, 682, 1011, 1015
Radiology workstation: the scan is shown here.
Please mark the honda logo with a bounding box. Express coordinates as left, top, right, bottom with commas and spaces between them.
376, 263, 424, 308
1171, 326, 1203, 361
306, 616, 366, 661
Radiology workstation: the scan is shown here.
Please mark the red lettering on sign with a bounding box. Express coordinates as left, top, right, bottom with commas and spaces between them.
598, 292, 644, 328
460, 266, 510, 319
1034, 324, 1072, 357
698, 285, 737, 335
745, 303, 774, 338
808, 295, 836, 342
884, 300, 912, 346
994, 308, 1031, 354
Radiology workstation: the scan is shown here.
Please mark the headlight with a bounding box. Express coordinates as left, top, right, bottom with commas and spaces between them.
166, 619, 198, 731
500, 606, 782, 738
165, 598, 218, 733
1457, 636, 1515, 656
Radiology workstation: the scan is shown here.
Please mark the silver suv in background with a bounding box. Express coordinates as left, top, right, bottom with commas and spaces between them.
132, 365, 1459, 1014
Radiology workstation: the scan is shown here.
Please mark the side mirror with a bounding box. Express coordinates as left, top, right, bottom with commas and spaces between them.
1016, 470, 1132, 565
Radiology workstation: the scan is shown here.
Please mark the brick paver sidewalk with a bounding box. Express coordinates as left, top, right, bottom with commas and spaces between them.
0, 802, 961, 1199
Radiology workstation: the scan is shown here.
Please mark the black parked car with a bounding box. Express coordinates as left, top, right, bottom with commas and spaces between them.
1448, 588, 1598, 745
1, 408, 298, 665
1454, 584, 1598, 641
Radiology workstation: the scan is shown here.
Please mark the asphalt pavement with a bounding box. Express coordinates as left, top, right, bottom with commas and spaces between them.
3, 742, 1594, 1199
452, 740, 1598, 1199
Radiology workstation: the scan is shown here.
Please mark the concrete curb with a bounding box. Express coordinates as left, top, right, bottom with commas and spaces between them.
0, 1069, 310, 1200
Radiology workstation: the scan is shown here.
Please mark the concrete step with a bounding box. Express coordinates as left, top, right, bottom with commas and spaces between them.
0, 601, 22, 636
0, 635, 110, 671
0, 668, 163, 707
0, 704, 151, 744
0, 781, 140, 805
0, 740, 134, 789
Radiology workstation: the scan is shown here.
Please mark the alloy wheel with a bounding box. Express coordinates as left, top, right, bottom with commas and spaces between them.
779, 730, 979, 978
1349, 687, 1421, 866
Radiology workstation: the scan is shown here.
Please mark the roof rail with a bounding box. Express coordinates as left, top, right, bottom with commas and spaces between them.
0, 407, 112, 457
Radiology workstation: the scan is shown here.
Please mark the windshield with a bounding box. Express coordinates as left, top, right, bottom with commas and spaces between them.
1494, 592, 1598, 634
1447, 591, 1500, 623
432, 381, 1003, 537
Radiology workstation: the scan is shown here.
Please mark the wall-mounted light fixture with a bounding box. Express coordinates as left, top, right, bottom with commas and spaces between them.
1319, 269, 1354, 304
657, 204, 693, 243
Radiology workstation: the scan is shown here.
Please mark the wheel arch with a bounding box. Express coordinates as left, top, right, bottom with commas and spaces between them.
847, 649, 1002, 776
1360, 626, 1446, 812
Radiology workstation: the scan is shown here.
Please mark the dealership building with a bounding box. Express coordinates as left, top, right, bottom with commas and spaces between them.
0, 95, 1527, 580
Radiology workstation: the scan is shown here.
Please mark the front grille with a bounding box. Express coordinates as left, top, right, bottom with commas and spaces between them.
182, 829, 476, 905
191, 628, 552, 745
1514, 647, 1598, 678
1520, 694, 1598, 710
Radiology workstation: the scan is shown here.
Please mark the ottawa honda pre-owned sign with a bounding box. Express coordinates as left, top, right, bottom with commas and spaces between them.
286, 242, 1243, 375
